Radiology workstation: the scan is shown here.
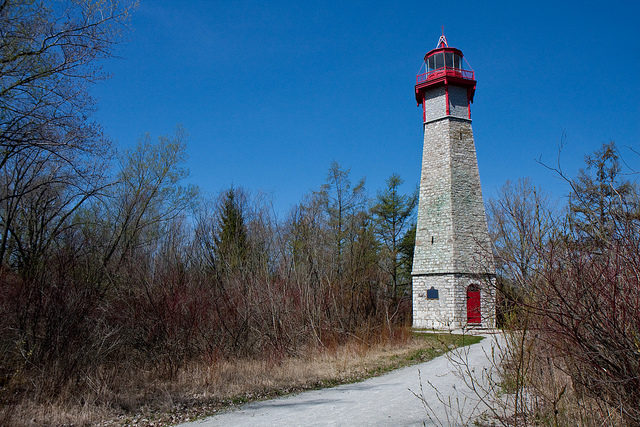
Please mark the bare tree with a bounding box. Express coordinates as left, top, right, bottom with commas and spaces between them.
320, 161, 366, 279
466, 143, 640, 425
101, 127, 198, 269
0, 0, 135, 266
0, 0, 134, 171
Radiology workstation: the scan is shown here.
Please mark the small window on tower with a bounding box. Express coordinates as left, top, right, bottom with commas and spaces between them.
454, 54, 461, 69
427, 287, 439, 300
445, 52, 453, 68
428, 56, 435, 71
434, 53, 444, 69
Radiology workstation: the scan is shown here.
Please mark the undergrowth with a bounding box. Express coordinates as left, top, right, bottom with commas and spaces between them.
1, 330, 482, 426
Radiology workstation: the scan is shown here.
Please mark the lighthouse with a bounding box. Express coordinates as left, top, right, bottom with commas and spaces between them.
412, 34, 495, 329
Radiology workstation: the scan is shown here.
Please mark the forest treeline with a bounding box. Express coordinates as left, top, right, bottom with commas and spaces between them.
0, 0, 418, 407
0, 133, 418, 398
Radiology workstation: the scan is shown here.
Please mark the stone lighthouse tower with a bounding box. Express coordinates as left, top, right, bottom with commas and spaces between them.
412, 34, 495, 329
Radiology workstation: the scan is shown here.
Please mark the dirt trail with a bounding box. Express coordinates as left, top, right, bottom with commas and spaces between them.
178, 334, 501, 426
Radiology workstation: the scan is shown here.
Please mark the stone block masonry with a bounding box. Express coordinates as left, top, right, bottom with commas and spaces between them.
412, 87, 495, 329
412, 275, 495, 329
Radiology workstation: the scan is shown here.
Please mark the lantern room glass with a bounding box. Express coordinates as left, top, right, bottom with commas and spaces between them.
425, 51, 466, 78
434, 53, 443, 69
445, 52, 453, 68
427, 52, 463, 72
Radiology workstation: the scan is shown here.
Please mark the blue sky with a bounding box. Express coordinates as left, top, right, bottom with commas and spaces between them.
91, 0, 640, 216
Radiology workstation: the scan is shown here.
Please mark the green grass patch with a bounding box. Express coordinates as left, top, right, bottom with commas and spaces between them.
406, 332, 483, 364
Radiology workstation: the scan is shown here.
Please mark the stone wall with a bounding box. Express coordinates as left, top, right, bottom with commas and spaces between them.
424, 86, 446, 121
412, 116, 492, 275
412, 117, 454, 274
412, 274, 496, 329
448, 85, 469, 119
423, 85, 469, 121
412, 84, 495, 329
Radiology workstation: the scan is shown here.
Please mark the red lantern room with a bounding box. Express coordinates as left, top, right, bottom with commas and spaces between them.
415, 34, 476, 122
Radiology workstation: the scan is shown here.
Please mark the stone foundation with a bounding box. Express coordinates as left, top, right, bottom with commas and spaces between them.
412, 274, 495, 329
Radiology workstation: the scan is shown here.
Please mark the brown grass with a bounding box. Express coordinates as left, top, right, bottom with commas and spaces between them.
498, 329, 626, 426
1, 331, 480, 426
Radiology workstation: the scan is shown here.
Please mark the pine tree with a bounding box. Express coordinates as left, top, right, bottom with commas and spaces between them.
372, 174, 417, 296
398, 223, 416, 289
214, 188, 249, 275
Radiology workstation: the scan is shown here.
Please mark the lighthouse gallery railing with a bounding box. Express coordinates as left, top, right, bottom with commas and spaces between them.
416, 67, 474, 84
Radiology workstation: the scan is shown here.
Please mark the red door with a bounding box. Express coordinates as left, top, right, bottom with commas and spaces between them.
467, 285, 481, 324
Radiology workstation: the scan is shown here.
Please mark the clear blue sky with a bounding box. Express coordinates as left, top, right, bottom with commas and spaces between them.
91, 0, 640, 216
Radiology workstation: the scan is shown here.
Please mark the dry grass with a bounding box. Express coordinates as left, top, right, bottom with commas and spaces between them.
2, 331, 480, 426
497, 330, 626, 426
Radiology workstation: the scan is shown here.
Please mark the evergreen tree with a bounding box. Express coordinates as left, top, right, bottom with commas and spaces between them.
372, 174, 417, 296
398, 223, 416, 289
214, 188, 249, 275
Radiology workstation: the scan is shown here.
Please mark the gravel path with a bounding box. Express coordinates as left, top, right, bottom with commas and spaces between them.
178, 334, 501, 426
